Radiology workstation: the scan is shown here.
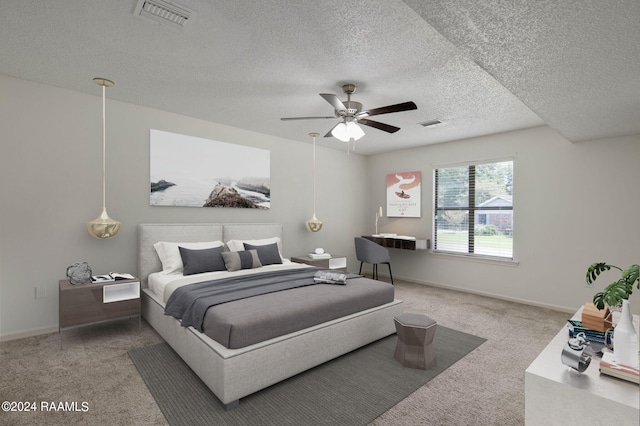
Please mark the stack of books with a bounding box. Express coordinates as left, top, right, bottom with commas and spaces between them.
566, 320, 612, 346
599, 352, 640, 384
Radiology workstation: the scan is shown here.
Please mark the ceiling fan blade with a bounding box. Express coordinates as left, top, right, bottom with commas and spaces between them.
358, 118, 400, 133
324, 122, 341, 138
357, 101, 417, 118
320, 93, 347, 112
280, 116, 336, 121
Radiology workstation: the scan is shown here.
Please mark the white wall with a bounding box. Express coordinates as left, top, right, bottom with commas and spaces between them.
0, 75, 369, 339
2, 75, 638, 339
368, 126, 640, 314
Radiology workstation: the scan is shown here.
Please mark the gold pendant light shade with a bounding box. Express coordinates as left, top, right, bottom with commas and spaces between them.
305, 213, 323, 232
86, 77, 121, 239
86, 208, 121, 239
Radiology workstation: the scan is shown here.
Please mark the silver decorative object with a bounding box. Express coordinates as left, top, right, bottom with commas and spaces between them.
560, 333, 592, 373
66, 262, 92, 285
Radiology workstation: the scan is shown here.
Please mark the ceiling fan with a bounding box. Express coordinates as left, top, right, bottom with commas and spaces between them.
281, 84, 417, 142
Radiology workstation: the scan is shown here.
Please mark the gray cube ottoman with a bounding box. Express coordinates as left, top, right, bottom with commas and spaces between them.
393, 313, 437, 370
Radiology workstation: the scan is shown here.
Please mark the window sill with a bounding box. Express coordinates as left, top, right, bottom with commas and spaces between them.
430, 250, 520, 267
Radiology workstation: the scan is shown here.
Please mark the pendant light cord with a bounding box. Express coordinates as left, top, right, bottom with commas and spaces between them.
101, 83, 106, 211
312, 134, 317, 215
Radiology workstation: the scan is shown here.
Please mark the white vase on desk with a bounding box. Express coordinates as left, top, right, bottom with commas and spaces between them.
614, 299, 639, 368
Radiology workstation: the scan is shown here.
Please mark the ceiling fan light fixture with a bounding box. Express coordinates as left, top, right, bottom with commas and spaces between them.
347, 121, 365, 141
281, 84, 416, 142
331, 122, 349, 142
331, 121, 365, 142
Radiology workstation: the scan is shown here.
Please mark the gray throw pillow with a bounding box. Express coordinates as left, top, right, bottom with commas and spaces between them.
178, 246, 226, 275
221, 250, 262, 272
243, 242, 282, 265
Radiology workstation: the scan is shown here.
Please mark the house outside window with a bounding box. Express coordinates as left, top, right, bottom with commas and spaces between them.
434, 160, 513, 259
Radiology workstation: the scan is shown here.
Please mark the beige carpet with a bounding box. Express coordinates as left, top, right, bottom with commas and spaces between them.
0, 280, 569, 425
129, 328, 484, 425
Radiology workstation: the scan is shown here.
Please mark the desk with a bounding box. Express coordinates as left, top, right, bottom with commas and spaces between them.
525, 307, 639, 425
363, 235, 429, 251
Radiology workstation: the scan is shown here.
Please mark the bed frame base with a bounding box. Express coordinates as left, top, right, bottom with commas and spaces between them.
142, 289, 403, 408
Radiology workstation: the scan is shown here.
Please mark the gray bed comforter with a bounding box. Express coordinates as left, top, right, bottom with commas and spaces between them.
165, 268, 343, 332
163, 267, 395, 349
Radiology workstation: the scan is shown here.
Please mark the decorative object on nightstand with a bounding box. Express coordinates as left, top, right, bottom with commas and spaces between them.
586, 262, 639, 368
66, 262, 92, 285
86, 77, 121, 239
308, 248, 331, 260
305, 132, 323, 232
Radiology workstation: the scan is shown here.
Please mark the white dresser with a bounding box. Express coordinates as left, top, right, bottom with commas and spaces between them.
525, 307, 639, 425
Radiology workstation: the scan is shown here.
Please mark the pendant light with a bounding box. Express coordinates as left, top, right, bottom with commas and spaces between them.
86, 78, 121, 239
305, 132, 323, 232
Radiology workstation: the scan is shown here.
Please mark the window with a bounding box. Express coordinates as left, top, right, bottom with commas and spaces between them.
434, 160, 513, 259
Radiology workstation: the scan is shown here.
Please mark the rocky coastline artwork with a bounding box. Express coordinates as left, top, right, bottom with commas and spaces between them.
150, 129, 270, 208
150, 180, 175, 192
203, 184, 265, 208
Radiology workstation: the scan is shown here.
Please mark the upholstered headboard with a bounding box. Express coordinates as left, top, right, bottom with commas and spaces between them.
137, 223, 283, 287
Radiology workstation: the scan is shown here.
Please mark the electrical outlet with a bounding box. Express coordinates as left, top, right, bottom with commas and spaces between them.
35, 286, 46, 299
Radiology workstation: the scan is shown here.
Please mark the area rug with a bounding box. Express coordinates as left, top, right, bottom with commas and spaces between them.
129, 326, 486, 426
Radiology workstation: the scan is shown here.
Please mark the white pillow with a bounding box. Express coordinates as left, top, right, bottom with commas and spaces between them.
226, 237, 282, 259
153, 240, 224, 274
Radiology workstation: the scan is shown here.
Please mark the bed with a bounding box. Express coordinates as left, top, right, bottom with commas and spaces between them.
138, 223, 404, 409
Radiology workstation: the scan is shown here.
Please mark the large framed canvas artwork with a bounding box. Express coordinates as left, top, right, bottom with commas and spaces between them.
386, 171, 421, 217
150, 129, 270, 208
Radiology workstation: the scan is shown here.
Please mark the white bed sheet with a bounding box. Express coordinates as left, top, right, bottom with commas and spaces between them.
147, 259, 311, 304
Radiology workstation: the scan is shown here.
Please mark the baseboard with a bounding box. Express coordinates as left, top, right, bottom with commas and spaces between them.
378, 272, 576, 314
0, 325, 58, 342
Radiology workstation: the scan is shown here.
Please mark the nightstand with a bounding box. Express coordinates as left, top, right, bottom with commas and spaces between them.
59, 278, 141, 344
291, 255, 347, 272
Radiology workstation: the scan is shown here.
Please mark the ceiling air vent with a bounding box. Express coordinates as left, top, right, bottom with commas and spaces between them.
418, 119, 443, 128
134, 0, 194, 31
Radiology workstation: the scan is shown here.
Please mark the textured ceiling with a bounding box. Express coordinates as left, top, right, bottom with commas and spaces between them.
0, 0, 638, 154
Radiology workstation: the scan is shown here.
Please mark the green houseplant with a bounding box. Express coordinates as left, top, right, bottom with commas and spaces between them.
586, 263, 640, 309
